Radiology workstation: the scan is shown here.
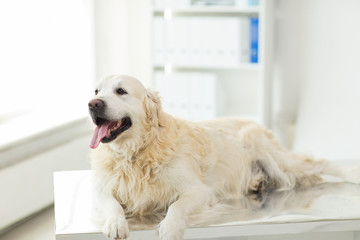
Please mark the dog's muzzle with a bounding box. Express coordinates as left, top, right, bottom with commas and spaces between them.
88, 99, 106, 125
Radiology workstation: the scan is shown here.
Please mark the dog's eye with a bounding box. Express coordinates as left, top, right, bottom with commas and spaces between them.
95, 89, 98, 95
116, 88, 127, 95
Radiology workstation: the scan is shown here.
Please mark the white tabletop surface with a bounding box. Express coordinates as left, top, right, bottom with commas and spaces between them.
54, 167, 360, 240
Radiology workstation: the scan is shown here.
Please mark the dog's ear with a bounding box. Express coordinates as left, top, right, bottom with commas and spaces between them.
143, 89, 162, 126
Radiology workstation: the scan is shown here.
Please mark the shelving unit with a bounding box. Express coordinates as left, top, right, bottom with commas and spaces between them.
151, 0, 273, 127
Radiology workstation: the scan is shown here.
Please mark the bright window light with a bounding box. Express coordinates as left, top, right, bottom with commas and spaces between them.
0, 0, 94, 145
164, 8, 173, 20
164, 63, 173, 75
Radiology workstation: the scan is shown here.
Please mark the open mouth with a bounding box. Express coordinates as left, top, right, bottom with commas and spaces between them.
89, 116, 132, 149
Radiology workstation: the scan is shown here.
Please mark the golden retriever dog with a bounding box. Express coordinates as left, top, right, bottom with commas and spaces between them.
88, 75, 360, 240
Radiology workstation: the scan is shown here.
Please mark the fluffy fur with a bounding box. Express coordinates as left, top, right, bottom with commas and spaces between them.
90, 75, 360, 240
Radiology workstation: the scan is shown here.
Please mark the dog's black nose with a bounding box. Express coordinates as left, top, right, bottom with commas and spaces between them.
88, 99, 104, 111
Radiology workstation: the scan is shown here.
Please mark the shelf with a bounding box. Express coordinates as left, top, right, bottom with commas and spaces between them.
153, 63, 259, 71
153, 6, 260, 17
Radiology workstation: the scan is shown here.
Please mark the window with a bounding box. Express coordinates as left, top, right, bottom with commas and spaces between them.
0, 0, 94, 147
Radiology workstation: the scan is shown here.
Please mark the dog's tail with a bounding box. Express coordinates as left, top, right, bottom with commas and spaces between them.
240, 123, 360, 190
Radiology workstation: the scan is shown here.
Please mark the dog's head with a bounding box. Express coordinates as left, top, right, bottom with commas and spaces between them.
88, 75, 161, 149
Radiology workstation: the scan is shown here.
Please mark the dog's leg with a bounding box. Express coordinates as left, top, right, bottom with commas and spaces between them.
247, 161, 274, 207
239, 124, 299, 190
159, 185, 214, 240
295, 157, 360, 185
95, 187, 129, 239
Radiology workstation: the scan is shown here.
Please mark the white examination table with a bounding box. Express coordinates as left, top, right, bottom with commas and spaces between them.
54, 165, 360, 240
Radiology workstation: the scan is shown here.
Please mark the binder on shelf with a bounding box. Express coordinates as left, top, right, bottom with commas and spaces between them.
153, 17, 165, 64
154, 72, 174, 114
172, 18, 188, 64
153, 72, 166, 103
154, 72, 217, 120
181, 18, 192, 64
236, 0, 247, 7
189, 17, 203, 65
166, 74, 179, 114
249, 16, 258, 63
213, 18, 231, 65
175, 73, 190, 117
239, 17, 250, 63
189, 73, 203, 119
202, 18, 216, 65
189, 73, 216, 120
247, 0, 259, 6
191, 0, 235, 6
165, 18, 176, 63
201, 73, 217, 119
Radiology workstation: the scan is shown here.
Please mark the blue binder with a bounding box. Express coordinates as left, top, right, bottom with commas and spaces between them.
250, 17, 259, 63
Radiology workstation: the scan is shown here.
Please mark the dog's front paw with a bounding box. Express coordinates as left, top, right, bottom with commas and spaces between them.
103, 216, 129, 240
159, 216, 185, 240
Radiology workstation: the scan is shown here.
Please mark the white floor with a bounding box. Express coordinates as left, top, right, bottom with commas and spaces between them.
0, 206, 55, 240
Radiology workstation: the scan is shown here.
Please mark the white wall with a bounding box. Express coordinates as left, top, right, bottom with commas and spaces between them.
94, 0, 152, 86
271, 0, 302, 146
94, 0, 129, 82
274, 0, 360, 160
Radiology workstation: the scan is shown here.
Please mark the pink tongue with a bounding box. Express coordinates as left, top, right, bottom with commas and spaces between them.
89, 121, 112, 149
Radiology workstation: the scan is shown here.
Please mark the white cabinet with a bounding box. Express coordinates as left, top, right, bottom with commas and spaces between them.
151, 0, 273, 127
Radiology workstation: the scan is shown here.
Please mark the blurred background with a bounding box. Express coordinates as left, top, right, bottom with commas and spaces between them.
0, 0, 360, 239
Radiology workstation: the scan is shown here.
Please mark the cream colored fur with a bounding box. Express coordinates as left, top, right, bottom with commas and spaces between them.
90, 75, 360, 240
